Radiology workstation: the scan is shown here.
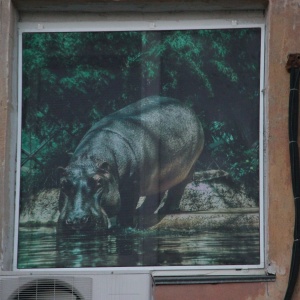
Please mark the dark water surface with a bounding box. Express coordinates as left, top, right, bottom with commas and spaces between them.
17, 227, 260, 269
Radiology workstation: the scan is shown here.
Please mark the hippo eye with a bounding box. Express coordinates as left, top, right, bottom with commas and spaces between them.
88, 175, 103, 191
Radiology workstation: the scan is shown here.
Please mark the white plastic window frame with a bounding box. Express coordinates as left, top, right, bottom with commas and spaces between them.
14, 11, 266, 276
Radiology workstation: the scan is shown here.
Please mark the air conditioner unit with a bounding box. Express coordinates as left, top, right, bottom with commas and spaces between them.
0, 273, 154, 300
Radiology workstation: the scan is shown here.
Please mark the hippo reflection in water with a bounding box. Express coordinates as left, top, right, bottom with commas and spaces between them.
57, 96, 204, 232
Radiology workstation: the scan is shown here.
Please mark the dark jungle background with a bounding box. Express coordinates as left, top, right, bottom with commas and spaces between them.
21, 28, 261, 207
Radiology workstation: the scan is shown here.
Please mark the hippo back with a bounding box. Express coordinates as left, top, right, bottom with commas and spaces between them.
74, 96, 204, 196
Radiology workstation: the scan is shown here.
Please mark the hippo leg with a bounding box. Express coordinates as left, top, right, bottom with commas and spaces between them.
118, 186, 140, 228
136, 192, 165, 228
156, 168, 195, 215
137, 192, 165, 214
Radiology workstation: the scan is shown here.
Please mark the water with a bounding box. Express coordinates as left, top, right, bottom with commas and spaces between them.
17, 227, 260, 269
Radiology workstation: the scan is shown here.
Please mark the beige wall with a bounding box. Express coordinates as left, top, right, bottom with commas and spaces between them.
2, 0, 300, 299
0, 0, 17, 271
156, 1, 300, 298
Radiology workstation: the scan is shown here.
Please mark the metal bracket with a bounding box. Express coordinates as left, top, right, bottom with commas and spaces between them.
286, 53, 300, 73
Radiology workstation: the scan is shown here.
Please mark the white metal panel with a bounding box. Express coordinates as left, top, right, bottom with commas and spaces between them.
0, 276, 92, 300
92, 274, 153, 300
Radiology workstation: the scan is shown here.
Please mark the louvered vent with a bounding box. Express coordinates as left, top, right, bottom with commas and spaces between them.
0, 276, 92, 300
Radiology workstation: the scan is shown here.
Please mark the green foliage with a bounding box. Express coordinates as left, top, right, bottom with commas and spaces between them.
208, 121, 259, 202
209, 121, 259, 179
21, 28, 261, 200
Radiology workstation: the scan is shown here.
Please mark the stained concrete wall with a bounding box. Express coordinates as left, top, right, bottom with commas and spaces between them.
1, 0, 300, 299
0, 0, 17, 271
156, 1, 300, 298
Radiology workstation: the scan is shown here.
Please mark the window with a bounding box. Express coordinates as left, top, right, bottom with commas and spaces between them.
15, 13, 265, 272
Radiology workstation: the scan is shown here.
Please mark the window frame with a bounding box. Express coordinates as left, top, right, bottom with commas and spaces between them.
14, 11, 266, 275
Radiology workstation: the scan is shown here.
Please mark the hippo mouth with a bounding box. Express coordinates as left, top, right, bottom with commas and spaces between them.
57, 208, 111, 233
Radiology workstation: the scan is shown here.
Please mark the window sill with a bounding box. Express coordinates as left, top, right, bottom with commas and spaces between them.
152, 274, 276, 285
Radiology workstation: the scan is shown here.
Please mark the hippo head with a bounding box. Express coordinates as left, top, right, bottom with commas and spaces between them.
57, 161, 121, 232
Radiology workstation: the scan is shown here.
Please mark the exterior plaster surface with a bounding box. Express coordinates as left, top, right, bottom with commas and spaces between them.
1, 0, 300, 299
154, 282, 266, 300
12, 0, 268, 12
0, 0, 17, 271
265, 0, 300, 299
154, 0, 300, 298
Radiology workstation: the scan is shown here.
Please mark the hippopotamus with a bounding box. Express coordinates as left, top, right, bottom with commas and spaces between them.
57, 96, 204, 232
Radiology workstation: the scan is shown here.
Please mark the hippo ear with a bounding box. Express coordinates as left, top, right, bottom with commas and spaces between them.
57, 166, 67, 177
60, 176, 68, 187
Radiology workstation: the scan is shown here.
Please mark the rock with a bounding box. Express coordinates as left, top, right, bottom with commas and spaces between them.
19, 188, 60, 226
150, 210, 260, 232
19, 170, 259, 231
151, 170, 259, 231
180, 170, 257, 212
